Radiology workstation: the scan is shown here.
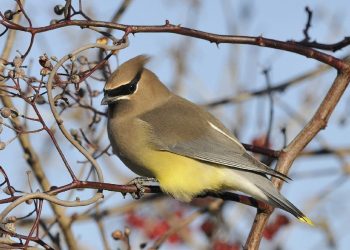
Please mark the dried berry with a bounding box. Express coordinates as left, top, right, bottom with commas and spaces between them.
0, 107, 11, 118
25, 199, 33, 205
91, 90, 100, 97
96, 37, 108, 45
6, 216, 16, 223
54, 5, 65, 15
111, 230, 123, 240
15, 68, 25, 79
39, 54, 53, 69
13, 56, 23, 68
4, 10, 13, 20
50, 19, 58, 25
35, 95, 46, 105
71, 74, 80, 84
40, 67, 51, 76
39, 54, 49, 64
77, 88, 85, 97
77, 56, 88, 65
3, 186, 15, 195
7, 70, 15, 78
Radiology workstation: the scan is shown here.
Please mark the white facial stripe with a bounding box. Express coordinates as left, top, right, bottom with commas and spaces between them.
208, 121, 242, 146
134, 83, 139, 94
116, 95, 130, 100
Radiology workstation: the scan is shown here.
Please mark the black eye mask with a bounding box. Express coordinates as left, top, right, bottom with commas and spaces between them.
104, 70, 143, 98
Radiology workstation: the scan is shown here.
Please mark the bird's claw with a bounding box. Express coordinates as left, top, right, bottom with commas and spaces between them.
128, 177, 158, 199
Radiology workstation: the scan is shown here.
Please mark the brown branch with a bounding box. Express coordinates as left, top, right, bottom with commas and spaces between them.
24, 199, 43, 248
298, 37, 350, 52
0, 19, 347, 69
244, 68, 350, 249
0, 180, 270, 213
242, 143, 280, 159
0, 3, 78, 249
295, 7, 350, 51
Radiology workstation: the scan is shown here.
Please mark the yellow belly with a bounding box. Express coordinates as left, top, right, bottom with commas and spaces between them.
143, 150, 229, 202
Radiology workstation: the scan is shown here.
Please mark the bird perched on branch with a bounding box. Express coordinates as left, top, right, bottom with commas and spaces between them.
101, 55, 312, 225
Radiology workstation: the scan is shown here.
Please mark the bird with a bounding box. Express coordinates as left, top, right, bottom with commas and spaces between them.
101, 55, 313, 225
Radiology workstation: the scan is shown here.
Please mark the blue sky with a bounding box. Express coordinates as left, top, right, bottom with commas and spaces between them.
1, 1, 350, 249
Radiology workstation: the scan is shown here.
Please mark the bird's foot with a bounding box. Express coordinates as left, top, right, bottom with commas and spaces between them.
128, 177, 158, 199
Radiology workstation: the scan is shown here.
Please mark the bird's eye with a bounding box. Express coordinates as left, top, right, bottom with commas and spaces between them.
129, 83, 136, 93
105, 70, 142, 98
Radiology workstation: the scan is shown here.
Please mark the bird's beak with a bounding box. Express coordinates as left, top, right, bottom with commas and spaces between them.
101, 95, 109, 105
101, 94, 118, 105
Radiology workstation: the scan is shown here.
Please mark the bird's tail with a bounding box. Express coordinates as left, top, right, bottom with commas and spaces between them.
259, 185, 314, 226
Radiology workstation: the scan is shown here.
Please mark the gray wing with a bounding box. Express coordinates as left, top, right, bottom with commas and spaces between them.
139, 96, 288, 180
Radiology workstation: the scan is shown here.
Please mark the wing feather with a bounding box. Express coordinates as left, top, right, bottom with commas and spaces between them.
139, 95, 289, 181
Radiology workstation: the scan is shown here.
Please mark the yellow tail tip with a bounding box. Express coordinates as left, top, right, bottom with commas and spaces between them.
298, 216, 314, 226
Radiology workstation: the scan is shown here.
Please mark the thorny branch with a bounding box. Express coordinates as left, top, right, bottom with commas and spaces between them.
0, 18, 349, 69
1, 1, 350, 249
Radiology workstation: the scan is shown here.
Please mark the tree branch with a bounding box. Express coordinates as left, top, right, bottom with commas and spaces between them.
0, 19, 347, 69
0, 2, 78, 249
244, 68, 350, 249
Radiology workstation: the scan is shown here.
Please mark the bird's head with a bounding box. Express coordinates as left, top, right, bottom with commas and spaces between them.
101, 55, 170, 109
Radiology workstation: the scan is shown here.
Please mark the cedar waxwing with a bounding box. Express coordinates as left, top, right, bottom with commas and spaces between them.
101, 55, 312, 225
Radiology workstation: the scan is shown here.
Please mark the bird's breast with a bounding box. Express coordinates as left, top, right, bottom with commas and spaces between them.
107, 117, 156, 177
